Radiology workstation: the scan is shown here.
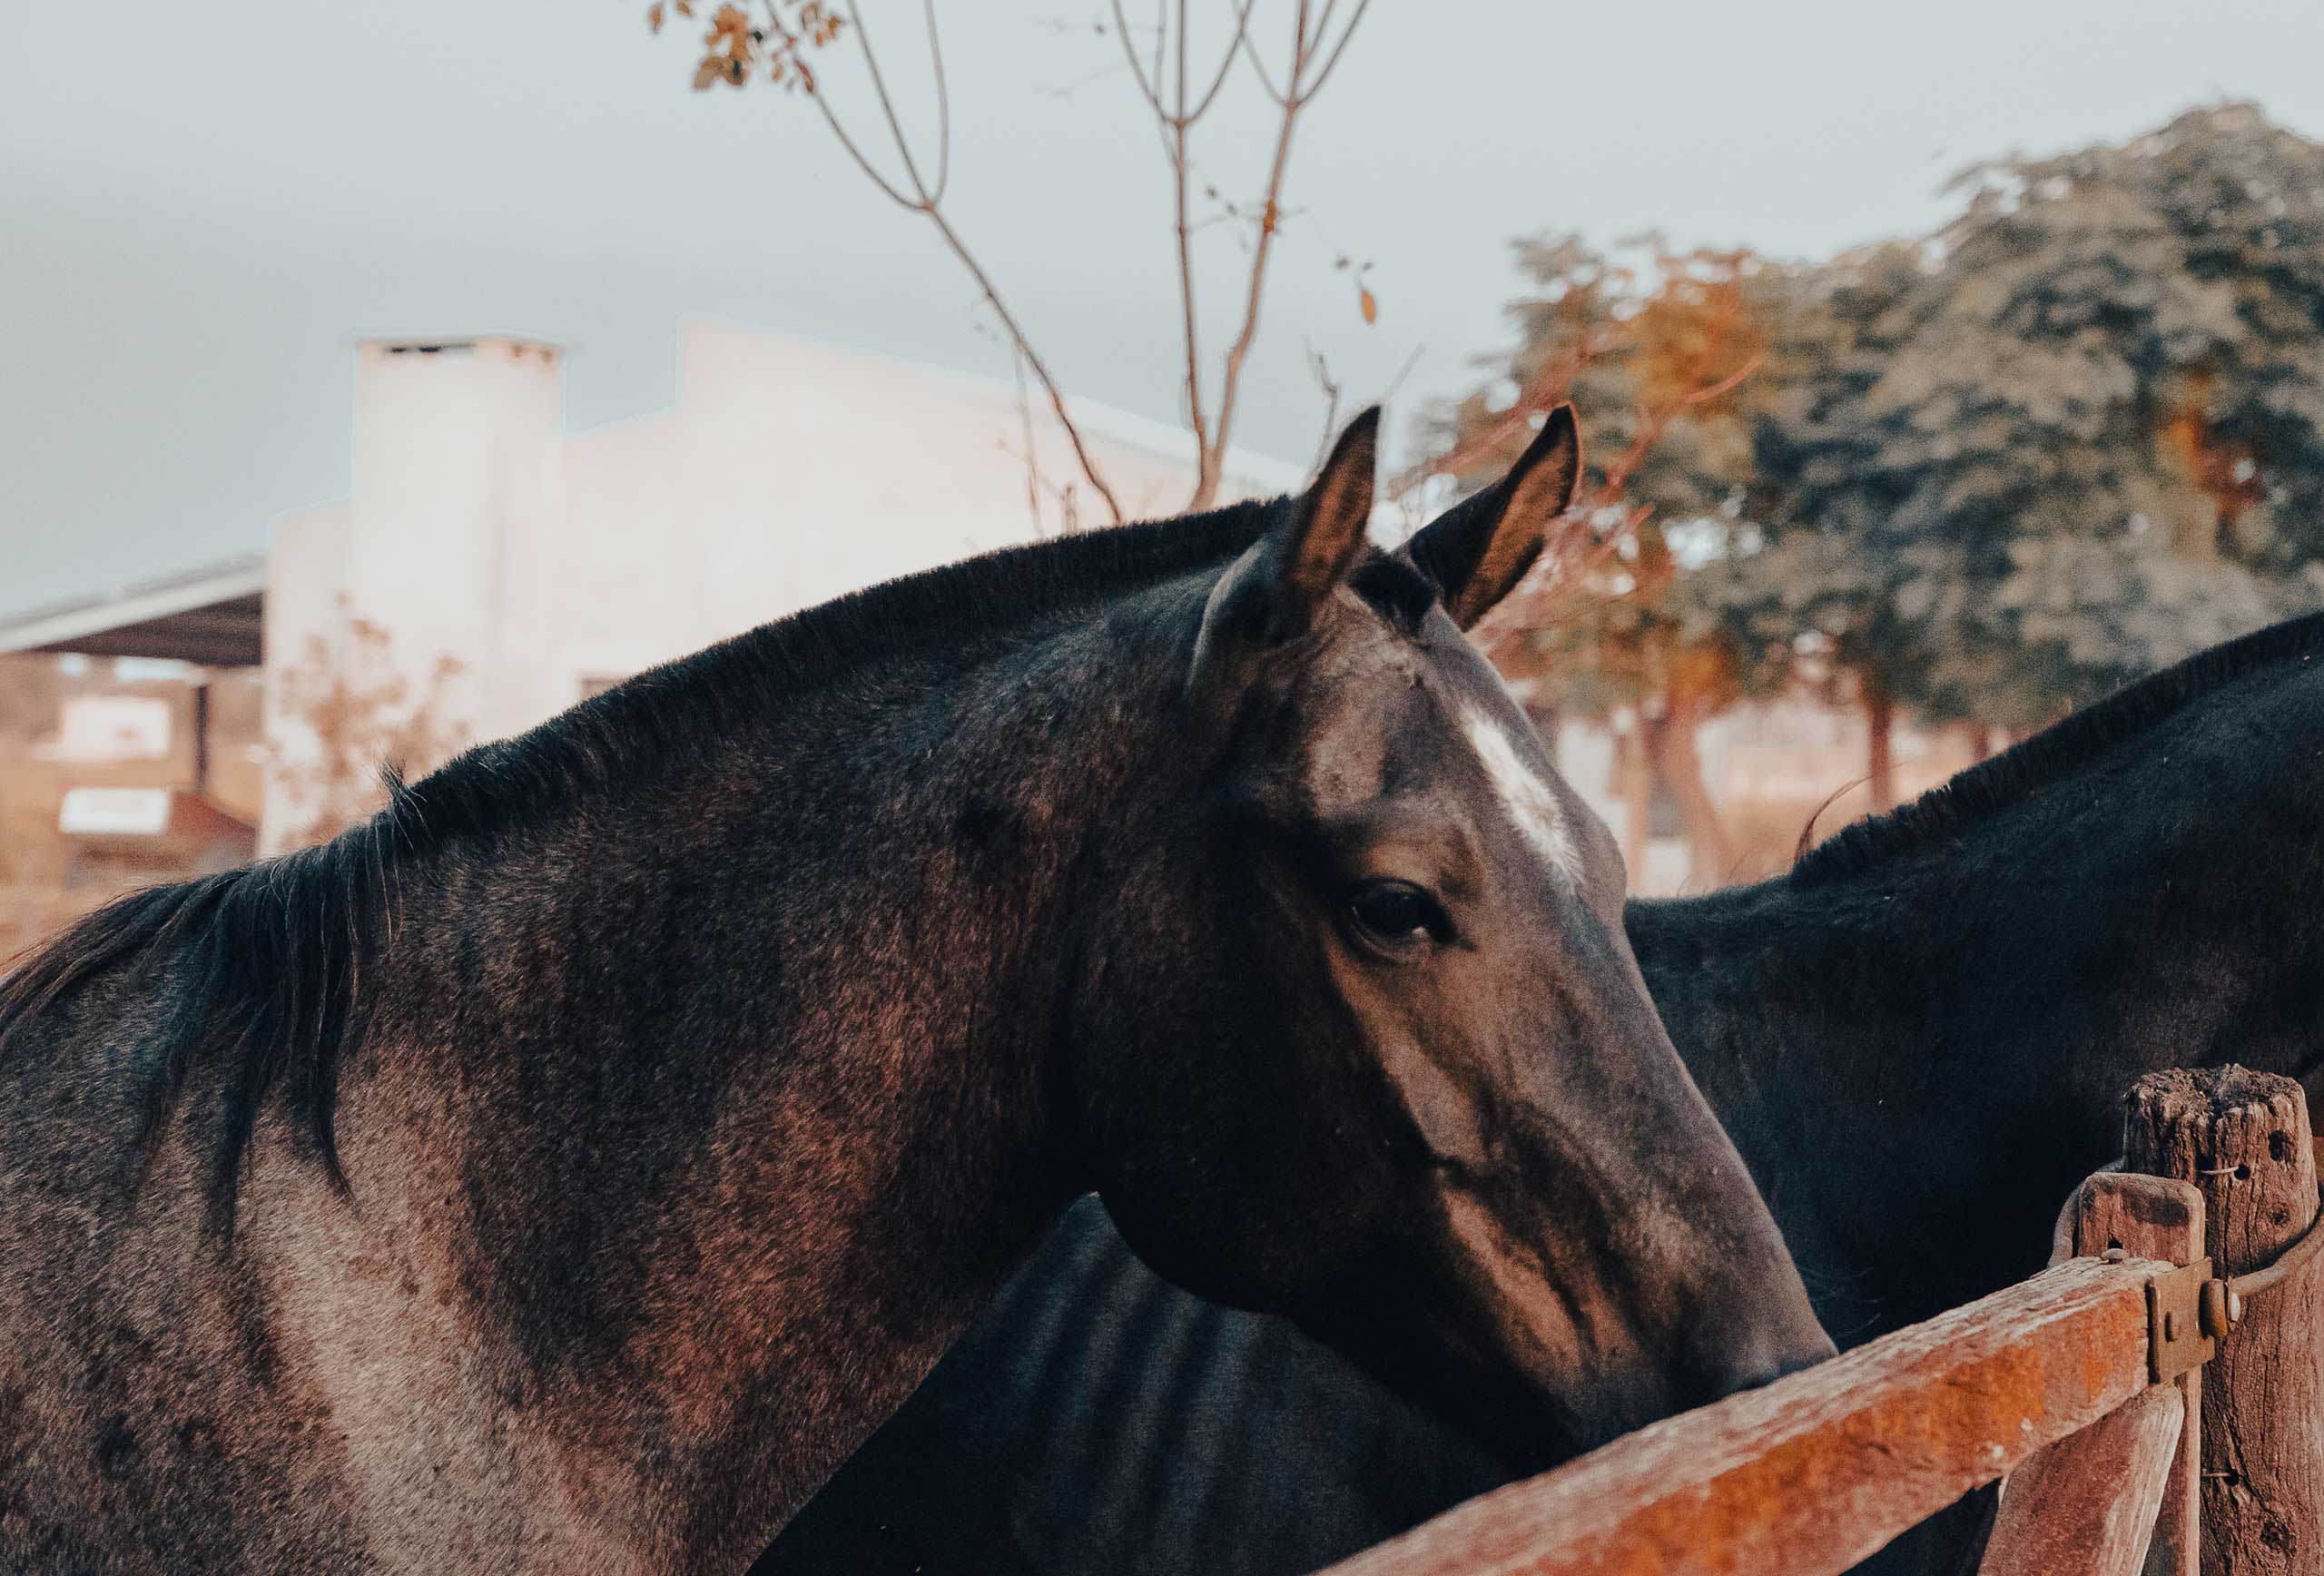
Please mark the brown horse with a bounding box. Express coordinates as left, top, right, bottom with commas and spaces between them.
0, 408, 1827, 1572
762, 604, 2324, 1576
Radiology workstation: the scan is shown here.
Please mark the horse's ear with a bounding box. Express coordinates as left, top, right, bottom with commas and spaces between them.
1402, 404, 1581, 629
1188, 407, 1380, 691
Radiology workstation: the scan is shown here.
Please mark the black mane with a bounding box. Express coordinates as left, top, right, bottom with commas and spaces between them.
1794, 609, 2324, 887
0, 500, 1281, 1226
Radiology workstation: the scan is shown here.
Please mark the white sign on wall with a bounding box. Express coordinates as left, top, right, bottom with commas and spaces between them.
58, 786, 172, 837
40, 695, 173, 763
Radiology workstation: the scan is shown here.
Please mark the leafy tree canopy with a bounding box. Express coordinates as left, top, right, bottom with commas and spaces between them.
1744, 103, 2324, 727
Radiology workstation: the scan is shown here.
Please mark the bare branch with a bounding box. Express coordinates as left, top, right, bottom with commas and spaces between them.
702, 0, 1372, 527
1236, 18, 1288, 107
924, 0, 951, 204
1381, 340, 1425, 403
1149, 0, 1166, 112
1303, 0, 1374, 98
923, 204, 1127, 523
1186, 0, 1256, 122
1009, 350, 1047, 533
1180, 0, 1373, 509
1171, 0, 1209, 466
1128, 0, 1252, 497
786, 1, 1126, 520
843, 0, 931, 198
795, 61, 920, 209
1195, 7, 1305, 508
1108, 0, 1167, 118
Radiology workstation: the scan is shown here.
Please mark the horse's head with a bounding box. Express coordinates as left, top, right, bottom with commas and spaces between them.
1077, 407, 1830, 1467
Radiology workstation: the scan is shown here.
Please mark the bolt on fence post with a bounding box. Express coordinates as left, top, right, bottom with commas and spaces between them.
2127, 1066, 2324, 1576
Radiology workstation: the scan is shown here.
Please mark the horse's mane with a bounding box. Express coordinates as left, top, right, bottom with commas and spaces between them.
0, 500, 1279, 1226
1793, 609, 2324, 887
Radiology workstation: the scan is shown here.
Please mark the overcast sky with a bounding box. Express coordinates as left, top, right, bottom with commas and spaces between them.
7, 0, 2324, 624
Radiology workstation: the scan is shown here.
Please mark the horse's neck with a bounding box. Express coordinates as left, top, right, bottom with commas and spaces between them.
336, 625, 1167, 1563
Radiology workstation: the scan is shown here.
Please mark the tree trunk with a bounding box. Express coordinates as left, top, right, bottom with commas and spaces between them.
1864, 674, 1896, 814
1643, 698, 1734, 889
1966, 722, 1993, 764
1617, 718, 1650, 888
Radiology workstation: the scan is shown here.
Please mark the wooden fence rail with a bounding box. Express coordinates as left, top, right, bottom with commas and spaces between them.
1315, 1254, 2164, 1576
1313, 1066, 2324, 1576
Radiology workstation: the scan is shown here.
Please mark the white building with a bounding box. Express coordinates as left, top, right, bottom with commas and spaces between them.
4, 320, 1302, 852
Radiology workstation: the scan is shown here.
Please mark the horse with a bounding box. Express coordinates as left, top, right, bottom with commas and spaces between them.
0, 407, 1830, 1574
759, 606, 2324, 1576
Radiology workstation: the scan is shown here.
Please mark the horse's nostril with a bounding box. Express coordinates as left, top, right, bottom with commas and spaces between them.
1733, 1348, 1819, 1395
1699, 1329, 1836, 1404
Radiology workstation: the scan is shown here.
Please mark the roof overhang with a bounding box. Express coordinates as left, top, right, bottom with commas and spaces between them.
0, 558, 267, 667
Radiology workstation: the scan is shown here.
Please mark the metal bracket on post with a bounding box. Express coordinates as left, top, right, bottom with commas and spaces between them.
2139, 1194, 2321, 1385
2145, 1258, 2218, 1385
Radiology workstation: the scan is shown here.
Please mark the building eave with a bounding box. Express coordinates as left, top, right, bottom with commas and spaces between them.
0, 557, 269, 667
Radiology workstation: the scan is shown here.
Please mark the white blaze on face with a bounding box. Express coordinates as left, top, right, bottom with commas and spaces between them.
1464, 705, 1582, 888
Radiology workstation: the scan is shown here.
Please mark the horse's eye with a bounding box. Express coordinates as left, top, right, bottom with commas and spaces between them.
1346, 881, 1443, 951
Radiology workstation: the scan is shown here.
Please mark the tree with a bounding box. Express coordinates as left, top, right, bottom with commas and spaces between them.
1409, 235, 1788, 882
647, 0, 1377, 519
1717, 241, 1932, 811
1409, 103, 2324, 867
1740, 103, 2324, 805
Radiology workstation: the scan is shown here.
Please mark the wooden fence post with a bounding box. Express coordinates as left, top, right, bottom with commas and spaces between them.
2127, 1067, 2324, 1576
1980, 1172, 2203, 1576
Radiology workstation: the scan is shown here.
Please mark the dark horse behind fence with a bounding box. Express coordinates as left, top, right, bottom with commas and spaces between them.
760, 607, 2324, 1576
0, 408, 1827, 1573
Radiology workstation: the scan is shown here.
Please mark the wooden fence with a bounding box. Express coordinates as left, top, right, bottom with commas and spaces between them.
1316, 1065, 2324, 1576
